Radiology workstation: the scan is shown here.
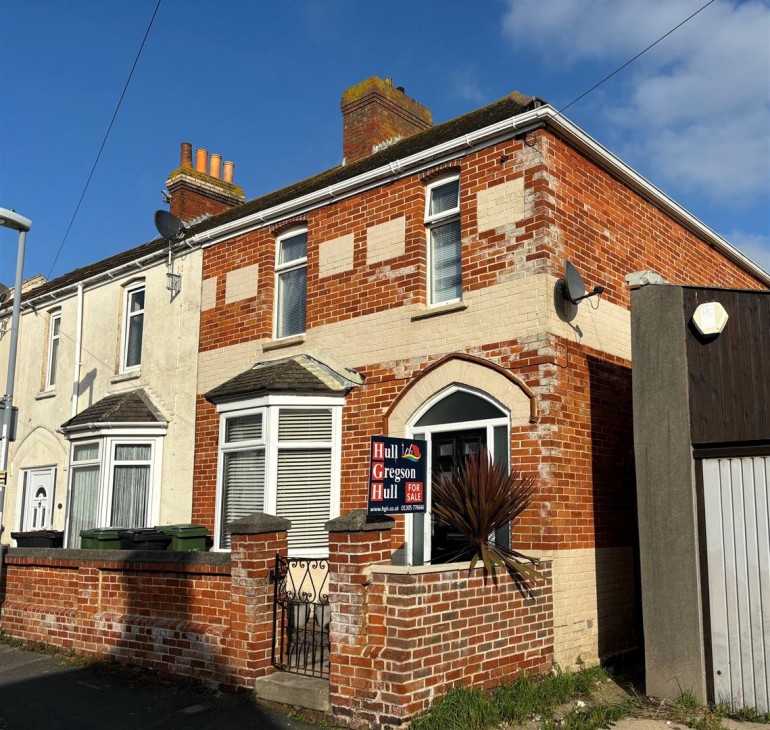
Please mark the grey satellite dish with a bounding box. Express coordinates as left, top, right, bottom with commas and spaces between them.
562, 260, 605, 305
0, 283, 10, 306
154, 210, 187, 241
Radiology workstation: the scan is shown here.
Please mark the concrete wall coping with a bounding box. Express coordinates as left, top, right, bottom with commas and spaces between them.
5, 547, 231, 568
325, 509, 395, 533
369, 560, 473, 576
226, 512, 291, 535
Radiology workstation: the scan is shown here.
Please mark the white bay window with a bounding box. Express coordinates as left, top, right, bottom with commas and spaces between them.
215, 396, 341, 556
64, 433, 163, 548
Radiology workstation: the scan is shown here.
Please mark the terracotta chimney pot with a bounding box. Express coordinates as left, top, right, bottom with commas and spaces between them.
223, 161, 235, 183
195, 148, 208, 173
180, 142, 193, 169
209, 153, 222, 179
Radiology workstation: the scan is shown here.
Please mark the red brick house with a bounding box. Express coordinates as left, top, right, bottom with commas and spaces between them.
4, 76, 767, 729
173, 76, 767, 684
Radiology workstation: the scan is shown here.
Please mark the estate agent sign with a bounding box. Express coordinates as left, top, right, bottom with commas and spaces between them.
367, 436, 427, 515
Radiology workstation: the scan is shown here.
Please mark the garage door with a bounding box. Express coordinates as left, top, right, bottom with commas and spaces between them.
702, 456, 769, 713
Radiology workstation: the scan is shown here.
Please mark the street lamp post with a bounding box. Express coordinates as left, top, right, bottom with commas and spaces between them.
0, 207, 31, 542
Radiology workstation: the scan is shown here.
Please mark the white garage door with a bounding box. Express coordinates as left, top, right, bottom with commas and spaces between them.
702, 456, 770, 713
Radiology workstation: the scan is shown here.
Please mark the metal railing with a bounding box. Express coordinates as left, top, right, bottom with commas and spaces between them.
271, 555, 330, 678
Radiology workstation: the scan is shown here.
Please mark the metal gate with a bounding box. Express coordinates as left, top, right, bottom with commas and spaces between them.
702, 456, 769, 713
271, 555, 330, 678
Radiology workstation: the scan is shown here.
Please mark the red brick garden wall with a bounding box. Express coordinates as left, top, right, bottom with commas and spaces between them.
327, 518, 553, 729
0, 526, 284, 689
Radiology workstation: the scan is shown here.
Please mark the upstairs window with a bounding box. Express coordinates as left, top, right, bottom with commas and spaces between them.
275, 229, 307, 339
425, 175, 461, 304
45, 310, 61, 390
122, 283, 145, 370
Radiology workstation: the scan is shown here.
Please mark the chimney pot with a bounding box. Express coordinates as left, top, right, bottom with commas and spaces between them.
195, 148, 208, 173
180, 142, 193, 169
223, 161, 235, 184
210, 153, 222, 179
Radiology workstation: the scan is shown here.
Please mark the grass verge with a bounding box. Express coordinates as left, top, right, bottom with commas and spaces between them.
410, 666, 634, 730
672, 690, 770, 730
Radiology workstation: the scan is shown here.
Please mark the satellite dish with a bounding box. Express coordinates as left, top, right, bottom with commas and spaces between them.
564, 261, 586, 304
0, 283, 10, 306
154, 210, 187, 242
562, 260, 605, 305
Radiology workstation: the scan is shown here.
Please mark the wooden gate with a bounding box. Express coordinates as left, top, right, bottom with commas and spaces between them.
702, 456, 769, 713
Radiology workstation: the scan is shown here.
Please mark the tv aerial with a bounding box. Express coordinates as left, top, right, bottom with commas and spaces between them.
153, 210, 187, 242
561, 260, 605, 305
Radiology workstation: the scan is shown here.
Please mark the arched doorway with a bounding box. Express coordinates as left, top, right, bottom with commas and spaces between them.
407, 385, 510, 565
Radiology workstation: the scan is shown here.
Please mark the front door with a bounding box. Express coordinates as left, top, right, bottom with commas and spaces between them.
430, 429, 485, 564
21, 467, 55, 531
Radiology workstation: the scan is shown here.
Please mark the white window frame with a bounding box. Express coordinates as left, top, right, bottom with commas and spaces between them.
45, 310, 61, 390
214, 394, 343, 557
425, 174, 462, 306
121, 281, 145, 372
404, 385, 509, 566
274, 227, 308, 340
62, 429, 164, 547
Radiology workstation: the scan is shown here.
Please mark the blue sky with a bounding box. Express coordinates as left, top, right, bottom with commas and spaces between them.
1, 0, 768, 283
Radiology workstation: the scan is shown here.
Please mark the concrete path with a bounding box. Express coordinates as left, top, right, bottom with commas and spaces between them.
611, 719, 770, 730
0, 644, 326, 730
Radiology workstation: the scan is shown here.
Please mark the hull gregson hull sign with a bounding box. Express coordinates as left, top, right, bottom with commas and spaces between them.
368, 436, 427, 515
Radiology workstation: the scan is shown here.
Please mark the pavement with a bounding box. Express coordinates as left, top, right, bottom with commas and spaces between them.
0, 644, 327, 730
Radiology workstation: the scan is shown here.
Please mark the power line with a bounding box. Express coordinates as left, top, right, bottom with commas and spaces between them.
558, 0, 716, 114
46, 0, 162, 280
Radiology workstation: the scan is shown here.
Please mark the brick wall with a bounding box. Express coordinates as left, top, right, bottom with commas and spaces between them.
545, 133, 765, 300
327, 516, 553, 729
190, 123, 766, 681
0, 521, 285, 689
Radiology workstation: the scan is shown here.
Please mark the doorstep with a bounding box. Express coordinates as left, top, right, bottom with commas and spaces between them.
254, 672, 330, 713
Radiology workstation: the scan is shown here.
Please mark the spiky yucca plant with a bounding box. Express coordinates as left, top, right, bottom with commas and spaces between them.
431, 447, 540, 586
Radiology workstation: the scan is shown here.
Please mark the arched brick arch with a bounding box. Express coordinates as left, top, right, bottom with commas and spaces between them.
384, 353, 537, 436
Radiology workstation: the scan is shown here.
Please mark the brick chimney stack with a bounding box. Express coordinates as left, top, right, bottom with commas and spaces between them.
166, 142, 245, 222
341, 77, 432, 165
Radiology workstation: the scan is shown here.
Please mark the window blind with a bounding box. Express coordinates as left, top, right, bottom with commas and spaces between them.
278, 267, 307, 337
278, 408, 332, 442
431, 220, 462, 302
226, 413, 263, 443
278, 232, 307, 264
221, 448, 265, 548
276, 449, 331, 552
429, 179, 459, 216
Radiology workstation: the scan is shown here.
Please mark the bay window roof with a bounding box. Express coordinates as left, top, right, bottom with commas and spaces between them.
205, 354, 362, 404
61, 389, 165, 431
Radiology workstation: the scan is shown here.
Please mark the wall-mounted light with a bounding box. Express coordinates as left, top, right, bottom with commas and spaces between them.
692, 301, 729, 336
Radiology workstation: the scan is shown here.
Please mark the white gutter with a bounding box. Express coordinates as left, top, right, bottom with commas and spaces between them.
182, 104, 769, 287
15, 242, 197, 312
542, 109, 770, 286
70, 283, 84, 418
15, 103, 770, 305
185, 107, 552, 249
62, 421, 169, 435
